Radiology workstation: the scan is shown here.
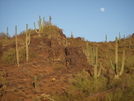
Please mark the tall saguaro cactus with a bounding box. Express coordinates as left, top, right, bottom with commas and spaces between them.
34, 22, 40, 36
34, 16, 53, 37
110, 37, 125, 79
93, 46, 101, 79
15, 26, 19, 66
34, 16, 44, 37
105, 34, 107, 42
129, 36, 132, 49
115, 37, 118, 75
6, 27, 8, 43
26, 24, 30, 62
83, 43, 101, 79
43, 17, 45, 24
49, 16, 52, 24
83, 41, 90, 60
118, 32, 121, 42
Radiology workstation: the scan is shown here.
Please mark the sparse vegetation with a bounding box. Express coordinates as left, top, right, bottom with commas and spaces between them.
0, 16, 134, 101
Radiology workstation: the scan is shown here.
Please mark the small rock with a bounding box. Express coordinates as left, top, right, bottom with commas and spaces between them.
52, 78, 56, 82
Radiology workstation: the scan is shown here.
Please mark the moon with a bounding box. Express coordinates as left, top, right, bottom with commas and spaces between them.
100, 7, 105, 12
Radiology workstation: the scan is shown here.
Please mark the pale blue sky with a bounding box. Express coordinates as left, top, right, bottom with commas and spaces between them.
0, 0, 134, 42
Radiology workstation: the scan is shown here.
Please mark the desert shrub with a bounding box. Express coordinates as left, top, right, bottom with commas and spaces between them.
67, 38, 85, 47
41, 25, 64, 39
0, 32, 7, 39
124, 54, 134, 73
68, 70, 108, 93
2, 45, 36, 66
0, 72, 6, 84
2, 47, 27, 66
0, 33, 11, 45
52, 70, 108, 101
68, 70, 91, 94
2, 48, 16, 65
20, 29, 35, 35
105, 74, 134, 101
12, 29, 35, 39
52, 93, 69, 101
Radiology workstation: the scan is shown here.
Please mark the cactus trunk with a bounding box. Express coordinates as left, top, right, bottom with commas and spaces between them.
15, 26, 19, 66
115, 37, 118, 75
34, 75, 37, 89
105, 34, 107, 42
93, 46, 101, 79
6, 27, 8, 43
26, 24, 30, 62
115, 37, 119, 79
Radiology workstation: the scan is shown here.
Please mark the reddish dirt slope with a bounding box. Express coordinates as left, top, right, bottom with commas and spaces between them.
0, 33, 91, 100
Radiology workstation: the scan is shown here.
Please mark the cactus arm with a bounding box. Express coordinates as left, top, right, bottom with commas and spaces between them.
94, 65, 97, 79
26, 24, 28, 61
97, 62, 102, 77
43, 17, 45, 25
110, 60, 115, 71
34, 22, 36, 29
34, 22, 41, 37
95, 47, 98, 65
49, 16, 52, 24
34, 75, 37, 89
115, 37, 118, 75
6, 27, 8, 39
119, 50, 125, 76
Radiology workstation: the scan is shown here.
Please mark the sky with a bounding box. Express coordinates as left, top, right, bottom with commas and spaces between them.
0, 0, 134, 42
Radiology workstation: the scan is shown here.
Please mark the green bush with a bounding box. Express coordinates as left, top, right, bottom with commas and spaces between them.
41, 25, 64, 39
52, 70, 108, 101
2, 48, 16, 65
19, 29, 35, 36
2, 47, 26, 66
0, 32, 7, 39
124, 54, 134, 73
105, 74, 134, 101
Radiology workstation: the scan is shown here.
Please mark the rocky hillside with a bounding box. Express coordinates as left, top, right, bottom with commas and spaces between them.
0, 22, 134, 101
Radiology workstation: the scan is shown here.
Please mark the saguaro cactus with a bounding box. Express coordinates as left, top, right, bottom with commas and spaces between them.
43, 17, 46, 25
26, 24, 30, 62
64, 38, 68, 47
34, 75, 37, 89
115, 37, 118, 75
83, 41, 90, 60
15, 26, 19, 66
118, 32, 121, 42
49, 16, 52, 24
110, 37, 125, 79
6, 27, 8, 43
105, 34, 107, 42
71, 32, 74, 38
129, 36, 132, 49
120, 50, 125, 76
93, 46, 101, 79
34, 16, 44, 37
83, 43, 101, 79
